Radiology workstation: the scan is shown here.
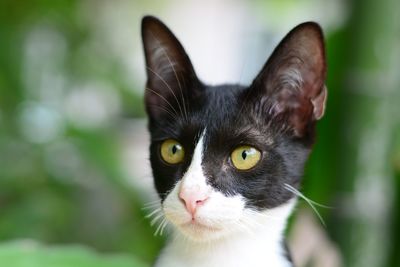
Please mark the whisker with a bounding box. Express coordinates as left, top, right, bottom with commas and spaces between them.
148, 31, 188, 122
146, 66, 185, 121
145, 86, 179, 116
303, 199, 333, 209
150, 213, 164, 226
142, 205, 161, 210
283, 183, 326, 227
179, 71, 192, 117
143, 202, 168, 237
160, 219, 169, 236
144, 203, 159, 208
142, 201, 162, 210
143, 200, 161, 206
283, 183, 332, 208
145, 208, 162, 219
155, 218, 167, 236
162, 48, 189, 122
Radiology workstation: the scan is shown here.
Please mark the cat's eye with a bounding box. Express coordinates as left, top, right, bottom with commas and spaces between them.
160, 139, 185, 164
231, 146, 261, 170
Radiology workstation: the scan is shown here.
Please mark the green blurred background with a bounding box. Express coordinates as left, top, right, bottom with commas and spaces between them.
0, 0, 399, 267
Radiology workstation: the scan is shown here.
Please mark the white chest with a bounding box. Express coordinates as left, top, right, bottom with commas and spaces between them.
154, 231, 293, 267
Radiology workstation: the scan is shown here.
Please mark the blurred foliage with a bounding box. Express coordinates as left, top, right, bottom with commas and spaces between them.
0, 241, 148, 267
301, 0, 400, 266
0, 0, 163, 264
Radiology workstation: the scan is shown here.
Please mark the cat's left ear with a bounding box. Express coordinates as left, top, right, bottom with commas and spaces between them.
142, 16, 199, 120
250, 22, 327, 137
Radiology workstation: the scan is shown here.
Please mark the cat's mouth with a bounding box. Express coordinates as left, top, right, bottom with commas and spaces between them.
180, 220, 221, 232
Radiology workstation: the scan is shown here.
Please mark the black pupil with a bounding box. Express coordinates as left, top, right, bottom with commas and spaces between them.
172, 145, 177, 154
241, 150, 247, 160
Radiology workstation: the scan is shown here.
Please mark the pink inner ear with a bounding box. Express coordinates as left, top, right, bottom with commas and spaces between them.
270, 83, 326, 137
312, 86, 327, 120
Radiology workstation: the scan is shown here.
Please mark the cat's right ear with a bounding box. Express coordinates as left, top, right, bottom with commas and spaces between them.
141, 16, 199, 120
249, 22, 327, 138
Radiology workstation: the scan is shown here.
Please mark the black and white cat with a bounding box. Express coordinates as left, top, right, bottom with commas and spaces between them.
141, 16, 327, 267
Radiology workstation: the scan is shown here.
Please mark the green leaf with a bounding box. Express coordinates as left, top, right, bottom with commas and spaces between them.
0, 241, 150, 267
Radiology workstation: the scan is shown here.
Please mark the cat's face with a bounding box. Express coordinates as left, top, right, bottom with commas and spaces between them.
141, 16, 327, 242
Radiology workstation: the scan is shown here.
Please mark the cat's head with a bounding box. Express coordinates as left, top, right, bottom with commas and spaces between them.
141, 16, 327, 242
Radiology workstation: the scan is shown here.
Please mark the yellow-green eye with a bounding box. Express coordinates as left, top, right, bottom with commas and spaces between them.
231, 146, 261, 170
160, 139, 185, 164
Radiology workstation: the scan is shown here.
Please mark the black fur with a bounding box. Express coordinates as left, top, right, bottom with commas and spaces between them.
142, 16, 327, 211
147, 82, 310, 210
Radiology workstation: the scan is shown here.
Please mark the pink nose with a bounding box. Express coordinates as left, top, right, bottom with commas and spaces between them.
179, 188, 209, 217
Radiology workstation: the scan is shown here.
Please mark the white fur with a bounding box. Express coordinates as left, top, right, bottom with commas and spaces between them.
157, 133, 296, 267
280, 68, 303, 91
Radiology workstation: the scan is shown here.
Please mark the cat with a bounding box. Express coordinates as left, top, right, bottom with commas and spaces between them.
141, 15, 327, 267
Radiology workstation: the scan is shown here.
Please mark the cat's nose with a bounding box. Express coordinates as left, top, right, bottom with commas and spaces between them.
179, 188, 209, 217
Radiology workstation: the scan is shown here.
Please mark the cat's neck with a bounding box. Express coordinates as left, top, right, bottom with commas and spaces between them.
155, 200, 296, 267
